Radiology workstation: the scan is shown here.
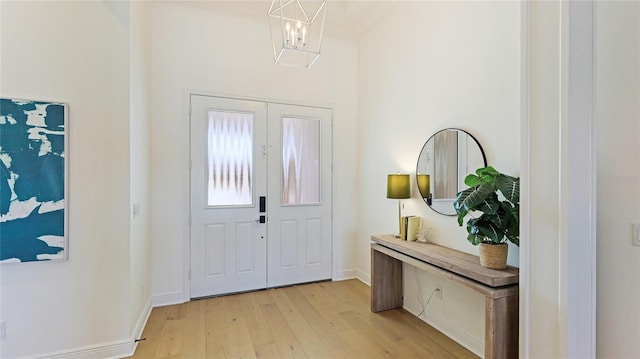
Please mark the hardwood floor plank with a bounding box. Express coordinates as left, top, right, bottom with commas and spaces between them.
221, 296, 258, 359
128, 280, 479, 359
132, 306, 167, 359
272, 286, 333, 357
241, 291, 276, 348
253, 342, 281, 359
250, 288, 277, 306
206, 334, 232, 358
297, 283, 358, 334
330, 328, 389, 359
340, 310, 421, 358
384, 309, 472, 358
282, 285, 348, 351
259, 301, 308, 358
335, 278, 371, 306
204, 298, 232, 357
164, 302, 188, 321
393, 338, 442, 359
180, 301, 206, 358
326, 345, 365, 359
154, 317, 185, 358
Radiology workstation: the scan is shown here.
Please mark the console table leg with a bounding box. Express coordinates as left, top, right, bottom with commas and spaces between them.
371, 248, 403, 312
485, 294, 519, 359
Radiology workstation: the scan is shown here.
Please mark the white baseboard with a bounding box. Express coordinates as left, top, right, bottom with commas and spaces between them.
152, 291, 185, 307
129, 298, 153, 355
355, 269, 370, 286
404, 306, 484, 358
333, 269, 371, 285
29, 299, 154, 359
29, 339, 133, 359
332, 268, 358, 281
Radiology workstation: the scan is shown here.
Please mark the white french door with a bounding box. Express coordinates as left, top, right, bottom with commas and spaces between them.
190, 95, 332, 298
267, 103, 333, 287
190, 96, 268, 298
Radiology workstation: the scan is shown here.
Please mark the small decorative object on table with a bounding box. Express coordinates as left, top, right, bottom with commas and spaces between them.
404, 216, 421, 241
416, 225, 431, 243
453, 166, 519, 269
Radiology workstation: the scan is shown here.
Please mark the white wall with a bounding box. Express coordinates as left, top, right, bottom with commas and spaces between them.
356, 2, 520, 355
149, 2, 359, 304
596, 2, 640, 357
0, 1, 142, 358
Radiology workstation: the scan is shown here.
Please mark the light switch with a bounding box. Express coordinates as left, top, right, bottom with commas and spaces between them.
632, 223, 640, 247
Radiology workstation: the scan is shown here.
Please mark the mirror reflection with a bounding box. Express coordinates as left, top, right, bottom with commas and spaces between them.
416, 128, 487, 215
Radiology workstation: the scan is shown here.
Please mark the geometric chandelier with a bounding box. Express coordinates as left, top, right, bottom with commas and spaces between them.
268, 0, 327, 68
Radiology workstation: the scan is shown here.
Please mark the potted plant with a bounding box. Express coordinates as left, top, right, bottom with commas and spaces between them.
453, 166, 519, 269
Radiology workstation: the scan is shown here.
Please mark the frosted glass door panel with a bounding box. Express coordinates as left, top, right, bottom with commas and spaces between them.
282, 117, 320, 205
207, 111, 253, 206
191, 95, 267, 298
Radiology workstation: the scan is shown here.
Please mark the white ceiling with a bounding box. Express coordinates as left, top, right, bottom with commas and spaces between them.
168, 0, 394, 40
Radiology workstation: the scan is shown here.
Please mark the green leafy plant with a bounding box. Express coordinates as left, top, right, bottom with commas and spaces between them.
453, 166, 520, 246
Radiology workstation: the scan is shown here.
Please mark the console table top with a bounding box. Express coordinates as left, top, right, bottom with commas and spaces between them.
371, 234, 519, 287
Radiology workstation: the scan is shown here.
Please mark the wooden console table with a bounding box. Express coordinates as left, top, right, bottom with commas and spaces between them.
370, 234, 519, 359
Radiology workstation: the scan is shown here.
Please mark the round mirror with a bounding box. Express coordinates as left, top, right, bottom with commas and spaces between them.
416, 128, 487, 215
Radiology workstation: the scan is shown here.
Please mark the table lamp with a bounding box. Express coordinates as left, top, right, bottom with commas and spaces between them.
387, 173, 411, 237
417, 174, 431, 205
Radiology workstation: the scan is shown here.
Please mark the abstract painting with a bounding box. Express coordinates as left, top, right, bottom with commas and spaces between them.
0, 98, 68, 262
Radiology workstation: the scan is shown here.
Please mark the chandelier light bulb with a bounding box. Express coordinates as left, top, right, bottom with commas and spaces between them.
283, 20, 310, 49
301, 26, 307, 46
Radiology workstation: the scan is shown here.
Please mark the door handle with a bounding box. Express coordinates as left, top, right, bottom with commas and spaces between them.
255, 215, 266, 224
259, 196, 266, 213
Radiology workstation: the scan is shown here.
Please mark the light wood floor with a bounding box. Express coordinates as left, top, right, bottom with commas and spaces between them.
129, 279, 479, 359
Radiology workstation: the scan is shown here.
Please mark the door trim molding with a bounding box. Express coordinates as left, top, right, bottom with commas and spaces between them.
184, 90, 334, 301
565, 1, 597, 356
520, 1, 597, 357
519, 2, 530, 355
183, 89, 192, 303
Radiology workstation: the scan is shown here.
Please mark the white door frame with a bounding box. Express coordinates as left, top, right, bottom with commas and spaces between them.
183, 91, 334, 301
520, 1, 597, 357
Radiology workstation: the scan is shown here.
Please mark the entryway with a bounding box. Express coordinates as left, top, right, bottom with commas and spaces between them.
189, 95, 332, 298
131, 280, 478, 358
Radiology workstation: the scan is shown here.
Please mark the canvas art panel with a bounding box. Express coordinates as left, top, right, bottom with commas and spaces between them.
0, 98, 68, 262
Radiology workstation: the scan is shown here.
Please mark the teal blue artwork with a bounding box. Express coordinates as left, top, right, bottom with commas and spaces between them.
0, 98, 67, 262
